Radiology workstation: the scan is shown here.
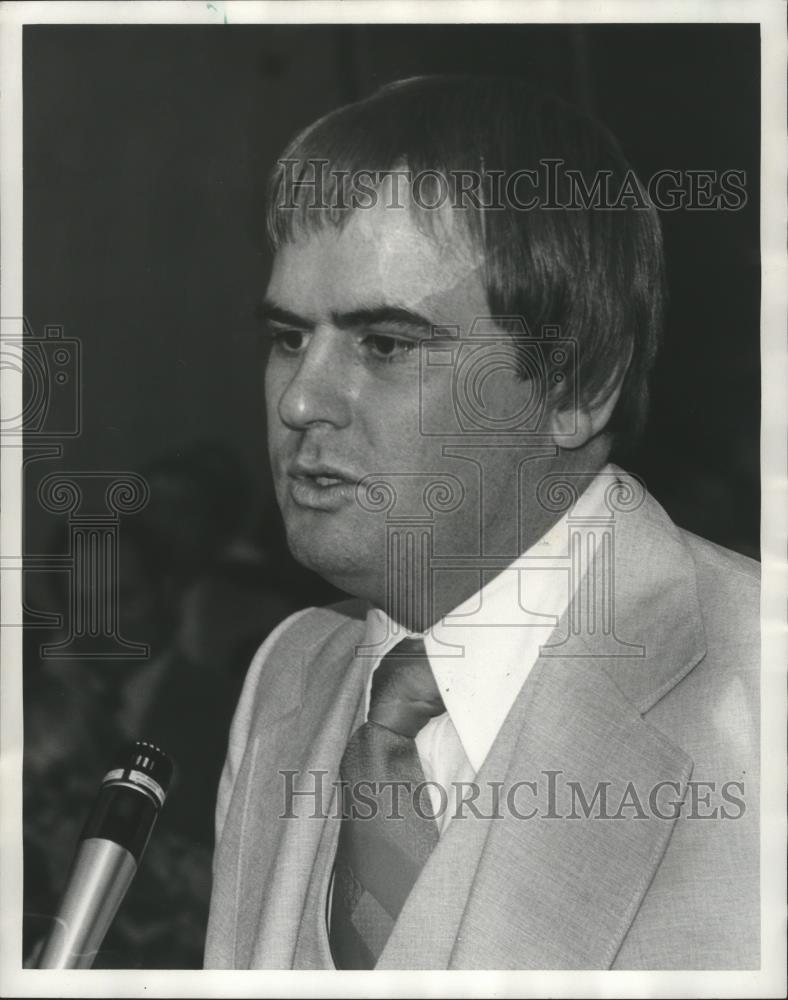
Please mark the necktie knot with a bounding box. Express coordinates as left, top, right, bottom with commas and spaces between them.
368, 637, 445, 738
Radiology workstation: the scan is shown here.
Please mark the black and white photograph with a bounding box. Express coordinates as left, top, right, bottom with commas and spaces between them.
0, 1, 785, 996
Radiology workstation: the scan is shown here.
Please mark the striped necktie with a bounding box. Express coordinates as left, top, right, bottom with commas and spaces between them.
328, 637, 445, 969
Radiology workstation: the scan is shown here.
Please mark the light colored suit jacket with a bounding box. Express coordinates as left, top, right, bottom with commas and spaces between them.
204, 481, 760, 969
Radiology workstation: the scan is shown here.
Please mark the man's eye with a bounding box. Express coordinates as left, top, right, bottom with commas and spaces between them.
269, 328, 306, 353
362, 333, 417, 361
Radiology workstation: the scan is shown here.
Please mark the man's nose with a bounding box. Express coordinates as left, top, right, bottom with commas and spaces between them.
275, 328, 353, 430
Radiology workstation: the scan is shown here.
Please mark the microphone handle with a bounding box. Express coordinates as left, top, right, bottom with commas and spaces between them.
36, 838, 137, 969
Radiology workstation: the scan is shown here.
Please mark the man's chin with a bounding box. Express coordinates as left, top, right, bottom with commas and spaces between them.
284, 523, 380, 599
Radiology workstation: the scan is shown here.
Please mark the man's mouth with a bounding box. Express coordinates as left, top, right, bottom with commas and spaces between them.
312, 475, 344, 487
286, 463, 358, 512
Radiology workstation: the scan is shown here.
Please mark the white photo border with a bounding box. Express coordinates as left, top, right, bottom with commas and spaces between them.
1, 2, 785, 997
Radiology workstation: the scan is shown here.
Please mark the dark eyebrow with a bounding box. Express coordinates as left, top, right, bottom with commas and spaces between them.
257, 300, 435, 335
256, 300, 315, 330
331, 305, 435, 334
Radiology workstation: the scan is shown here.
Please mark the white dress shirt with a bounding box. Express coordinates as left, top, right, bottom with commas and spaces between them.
360, 464, 612, 834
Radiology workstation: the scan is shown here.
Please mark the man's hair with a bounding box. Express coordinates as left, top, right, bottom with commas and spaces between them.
266, 75, 665, 447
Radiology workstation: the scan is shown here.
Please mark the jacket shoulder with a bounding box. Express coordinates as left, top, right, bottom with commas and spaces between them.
678, 528, 760, 644
239, 597, 367, 708
212, 598, 368, 845
680, 527, 760, 583
262, 597, 368, 661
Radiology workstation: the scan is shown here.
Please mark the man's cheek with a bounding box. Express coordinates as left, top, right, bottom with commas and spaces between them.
267, 424, 289, 470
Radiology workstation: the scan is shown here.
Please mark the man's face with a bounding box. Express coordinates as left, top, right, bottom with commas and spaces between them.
263, 199, 539, 608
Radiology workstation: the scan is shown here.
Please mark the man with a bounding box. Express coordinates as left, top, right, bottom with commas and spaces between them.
204, 76, 759, 970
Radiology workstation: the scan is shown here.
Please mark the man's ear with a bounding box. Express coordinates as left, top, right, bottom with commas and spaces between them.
547, 379, 624, 449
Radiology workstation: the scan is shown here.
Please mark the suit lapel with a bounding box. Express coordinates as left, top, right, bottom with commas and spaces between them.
448, 480, 705, 968
449, 652, 694, 968
377, 649, 694, 970
232, 612, 368, 968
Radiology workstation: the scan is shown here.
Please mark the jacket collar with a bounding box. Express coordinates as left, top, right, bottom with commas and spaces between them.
563, 467, 707, 713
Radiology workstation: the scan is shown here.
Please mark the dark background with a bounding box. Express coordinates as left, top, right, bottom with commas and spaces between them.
22, 23, 760, 968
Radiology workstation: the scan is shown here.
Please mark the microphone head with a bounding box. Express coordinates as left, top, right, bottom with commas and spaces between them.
120, 740, 175, 803
99, 740, 175, 808
80, 741, 176, 860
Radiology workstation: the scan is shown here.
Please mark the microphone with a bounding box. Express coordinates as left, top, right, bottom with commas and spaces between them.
36, 740, 174, 969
